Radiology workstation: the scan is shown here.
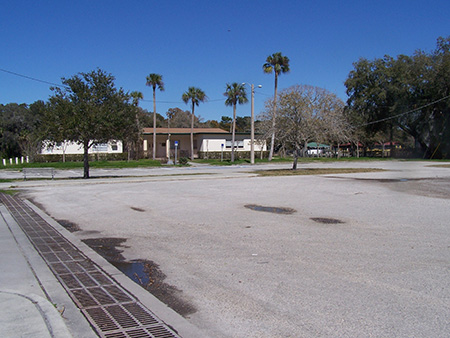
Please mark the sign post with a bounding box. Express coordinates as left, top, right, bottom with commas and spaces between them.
221, 143, 224, 162
174, 141, 179, 165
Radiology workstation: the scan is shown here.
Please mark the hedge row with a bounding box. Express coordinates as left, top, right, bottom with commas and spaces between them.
33, 153, 128, 163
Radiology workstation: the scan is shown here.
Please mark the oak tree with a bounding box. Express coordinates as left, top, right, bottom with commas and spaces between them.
45, 69, 135, 178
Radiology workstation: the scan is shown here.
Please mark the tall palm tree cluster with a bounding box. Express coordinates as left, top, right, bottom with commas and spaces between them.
143, 52, 289, 162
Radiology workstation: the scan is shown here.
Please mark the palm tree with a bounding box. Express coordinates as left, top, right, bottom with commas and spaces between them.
224, 83, 248, 162
145, 73, 164, 160
182, 87, 207, 160
263, 52, 290, 161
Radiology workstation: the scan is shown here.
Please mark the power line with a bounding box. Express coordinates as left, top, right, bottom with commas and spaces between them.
1, 67, 269, 104
0, 68, 68, 89
254, 91, 273, 97
359, 94, 450, 127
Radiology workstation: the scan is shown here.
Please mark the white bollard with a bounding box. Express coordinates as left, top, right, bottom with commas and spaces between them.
21, 156, 24, 163
2, 159, 6, 166
26, 156, 29, 163
15, 157, 19, 165
9, 158, 13, 165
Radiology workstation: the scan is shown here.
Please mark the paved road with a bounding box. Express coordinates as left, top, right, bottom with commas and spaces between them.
2, 161, 450, 337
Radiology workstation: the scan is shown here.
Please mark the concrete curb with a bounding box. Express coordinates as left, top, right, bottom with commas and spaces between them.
0, 204, 98, 338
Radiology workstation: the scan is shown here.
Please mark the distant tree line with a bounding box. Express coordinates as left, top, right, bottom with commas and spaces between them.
257, 36, 449, 160
1, 36, 448, 177
344, 36, 450, 158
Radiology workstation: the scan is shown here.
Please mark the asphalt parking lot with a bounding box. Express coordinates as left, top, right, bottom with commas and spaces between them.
4, 161, 450, 337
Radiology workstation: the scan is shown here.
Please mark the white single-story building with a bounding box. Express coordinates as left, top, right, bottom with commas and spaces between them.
41, 140, 123, 155
306, 142, 331, 156
142, 128, 266, 158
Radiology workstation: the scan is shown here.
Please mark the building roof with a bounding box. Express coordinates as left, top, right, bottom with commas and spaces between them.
307, 142, 330, 148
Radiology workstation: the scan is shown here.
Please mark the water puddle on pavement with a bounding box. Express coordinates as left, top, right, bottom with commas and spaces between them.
81, 237, 196, 317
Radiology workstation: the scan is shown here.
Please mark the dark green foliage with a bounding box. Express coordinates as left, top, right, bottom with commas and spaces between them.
178, 157, 189, 165
164, 107, 204, 128
345, 36, 450, 158
33, 152, 128, 163
0, 101, 44, 159
45, 69, 136, 178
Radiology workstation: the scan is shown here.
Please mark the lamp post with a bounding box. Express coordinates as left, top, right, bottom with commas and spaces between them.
242, 83, 261, 164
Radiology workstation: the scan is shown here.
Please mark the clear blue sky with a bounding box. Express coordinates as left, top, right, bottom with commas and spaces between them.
1, 0, 449, 121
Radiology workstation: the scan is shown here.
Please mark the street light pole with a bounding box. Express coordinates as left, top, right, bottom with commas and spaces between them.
250, 84, 255, 164
243, 83, 261, 164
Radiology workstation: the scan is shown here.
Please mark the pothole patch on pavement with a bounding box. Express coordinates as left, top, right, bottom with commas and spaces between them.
130, 206, 146, 212
245, 204, 296, 214
310, 217, 344, 224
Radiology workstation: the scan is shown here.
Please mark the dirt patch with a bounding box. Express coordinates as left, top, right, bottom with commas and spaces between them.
81, 237, 196, 317
245, 204, 296, 214
389, 178, 450, 199
427, 164, 450, 168
311, 217, 344, 224
336, 177, 450, 199
57, 219, 81, 232
254, 168, 385, 176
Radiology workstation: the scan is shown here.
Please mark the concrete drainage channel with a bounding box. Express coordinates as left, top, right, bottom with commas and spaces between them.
0, 194, 181, 338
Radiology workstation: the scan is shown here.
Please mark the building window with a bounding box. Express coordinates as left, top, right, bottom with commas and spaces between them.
93, 143, 108, 152
111, 142, 118, 151
226, 140, 244, 149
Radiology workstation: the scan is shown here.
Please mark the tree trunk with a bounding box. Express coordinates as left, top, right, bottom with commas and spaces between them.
303, 140, 308, 157
231, 104, 236, 162
136, 110, 142, 160
190, 103, 195, 161
292, 147, 299, 170
83, 141, 90, 179
390, 124, 395, 158
153, 88, 156, 160
268, 73, 278, 161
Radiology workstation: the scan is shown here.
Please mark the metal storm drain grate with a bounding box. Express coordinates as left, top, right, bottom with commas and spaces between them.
0, 194, 180, 338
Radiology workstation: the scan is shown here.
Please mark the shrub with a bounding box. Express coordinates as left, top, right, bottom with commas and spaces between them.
178, 157, 189, 165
